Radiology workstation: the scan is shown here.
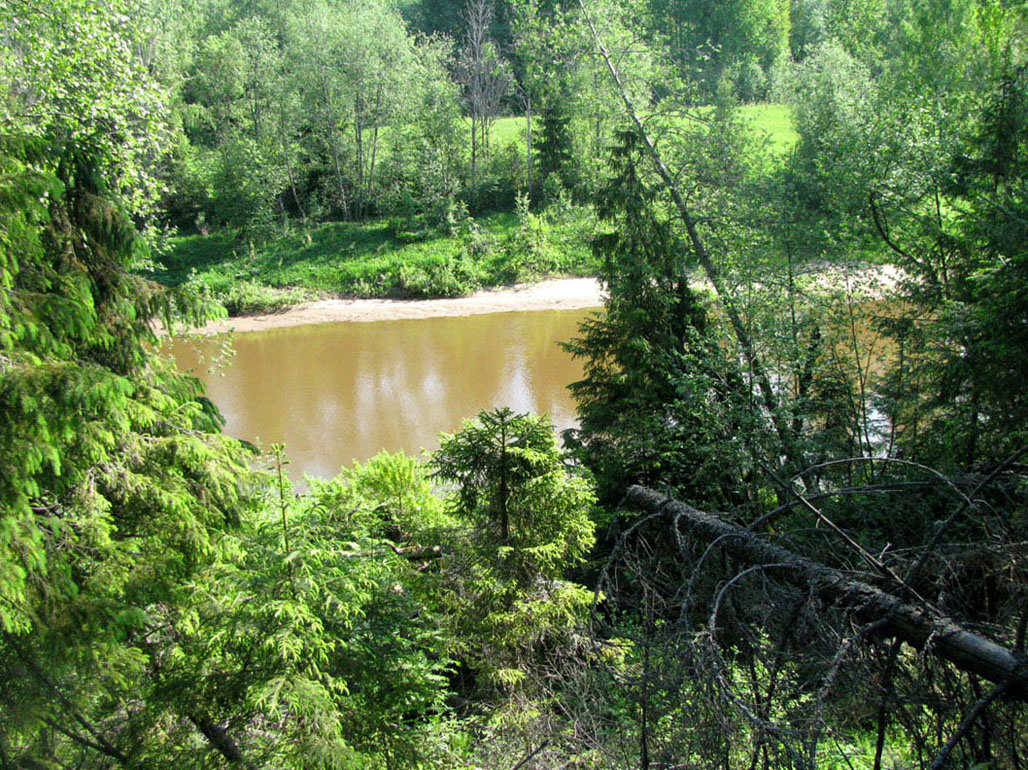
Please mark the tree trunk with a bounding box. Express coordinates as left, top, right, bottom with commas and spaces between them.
578, 0, 801, 471
471, 111, 478, 195
624, 485, 1028, 694
526, 94, 533, 187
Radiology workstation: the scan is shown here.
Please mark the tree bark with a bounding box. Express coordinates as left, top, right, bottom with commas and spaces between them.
189, 713, 251, 766
525, 92, 533, 186
624, 485, 1028, 694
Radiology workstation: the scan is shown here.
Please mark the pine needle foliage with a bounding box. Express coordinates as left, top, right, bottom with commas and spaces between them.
562, 129, 759, 508
431, 408, 596, 704
0, 135, 258, 763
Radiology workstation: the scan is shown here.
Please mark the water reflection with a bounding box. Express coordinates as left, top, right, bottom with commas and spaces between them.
165, 307, 597, 480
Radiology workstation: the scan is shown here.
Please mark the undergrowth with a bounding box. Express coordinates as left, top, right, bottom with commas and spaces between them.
152, 203, 598, 315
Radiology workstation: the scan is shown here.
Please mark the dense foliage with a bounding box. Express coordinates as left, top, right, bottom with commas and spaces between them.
4, 0, 1028, 766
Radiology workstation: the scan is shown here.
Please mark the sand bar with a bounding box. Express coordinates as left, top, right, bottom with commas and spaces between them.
185, 277, 605, 334
175, 262, 904, 336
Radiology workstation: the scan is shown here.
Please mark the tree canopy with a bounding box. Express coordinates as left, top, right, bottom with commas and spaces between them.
3, 0, 1028, 765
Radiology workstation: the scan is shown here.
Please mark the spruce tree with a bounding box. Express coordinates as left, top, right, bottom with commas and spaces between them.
0, 136, 259, 764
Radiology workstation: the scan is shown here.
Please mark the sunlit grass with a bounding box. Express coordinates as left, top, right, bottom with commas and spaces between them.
155, 207, 597, 313
740, 102, 798, 156
477, 103, 797, 158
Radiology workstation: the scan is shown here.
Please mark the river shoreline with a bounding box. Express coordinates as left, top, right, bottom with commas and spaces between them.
177, 262, 904, 336
183, 277, 606, 334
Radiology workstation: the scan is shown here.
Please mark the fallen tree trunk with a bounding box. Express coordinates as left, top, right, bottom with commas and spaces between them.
624, 485, 1028, 695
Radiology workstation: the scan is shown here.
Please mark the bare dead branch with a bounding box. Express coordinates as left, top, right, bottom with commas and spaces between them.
624, 486, 1028, 694
930, 679, 1011, 769
904, 445, 1028, 590
873, 638, 903, 770
510, 739, 550, 770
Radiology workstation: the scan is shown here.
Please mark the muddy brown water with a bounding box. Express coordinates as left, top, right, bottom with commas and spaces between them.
165, 307, 597, 480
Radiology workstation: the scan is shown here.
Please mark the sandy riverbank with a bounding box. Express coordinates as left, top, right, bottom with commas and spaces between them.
186, 277, 606, 334
177, 262, 905, 335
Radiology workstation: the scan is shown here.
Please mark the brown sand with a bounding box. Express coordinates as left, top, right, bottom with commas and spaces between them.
174, 262, 902, 336
184, 278, 605, 335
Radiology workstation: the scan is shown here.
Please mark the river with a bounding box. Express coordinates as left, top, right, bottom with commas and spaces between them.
165, 307, 596, 480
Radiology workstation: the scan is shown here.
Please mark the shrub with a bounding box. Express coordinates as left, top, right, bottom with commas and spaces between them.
202, 277, 312, 315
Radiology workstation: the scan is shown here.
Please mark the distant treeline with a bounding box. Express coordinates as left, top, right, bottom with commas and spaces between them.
148, 0, 928, 239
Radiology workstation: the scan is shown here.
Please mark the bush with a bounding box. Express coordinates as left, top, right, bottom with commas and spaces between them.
395, 254, 482, 298
735, 58, 769, 103
198, 275, 313, 315
470, 142, 523, 214
497, 192, 549, 284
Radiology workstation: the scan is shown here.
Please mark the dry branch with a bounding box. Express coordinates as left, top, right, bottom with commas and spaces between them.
624, 485, 1028, 695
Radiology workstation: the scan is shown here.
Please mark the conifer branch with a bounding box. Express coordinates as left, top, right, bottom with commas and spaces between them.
576, 0, 801, 468
3, 633, 130, 765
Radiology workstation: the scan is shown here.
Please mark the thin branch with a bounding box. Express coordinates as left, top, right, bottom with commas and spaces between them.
3, 633, 130, 765
0, 722, 11, 770
510, 739, 550, 770
626, 486, 1028, 692
904, 445, 1028, 590
869, 191, 918, 266
747, 480, 941, 531
930, 679, 1011, 770
41, 717, 118, 760
1016, 595, 1028, 655
704, 563, 810, 767
872, 638, 903, 770
764, 464, 918, 596
808, 618, 892, 767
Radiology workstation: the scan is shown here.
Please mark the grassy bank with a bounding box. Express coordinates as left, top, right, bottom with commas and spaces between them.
480, 103, 798, 158
154, 104, 795, 316
153, 204, 598, 315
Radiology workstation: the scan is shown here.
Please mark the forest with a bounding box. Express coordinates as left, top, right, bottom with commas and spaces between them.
2, 0, 1028, 766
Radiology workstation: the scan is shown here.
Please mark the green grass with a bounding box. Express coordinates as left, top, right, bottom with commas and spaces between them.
480, 115, 529, 150
663, 102, 798, 160
155, 104, 796, 316
471, 103, 797, 158
152, 207, 598, 315
739, 102, 798, 157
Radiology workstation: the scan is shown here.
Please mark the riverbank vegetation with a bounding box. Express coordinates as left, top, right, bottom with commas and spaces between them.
3, 0, 1028, 767
158, 105, 794, 314
157, 199, 598, 313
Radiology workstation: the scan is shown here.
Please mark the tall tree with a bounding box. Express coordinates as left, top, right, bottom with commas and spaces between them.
456, 0, 511, 199
0, 95, 262, 770
563, 129, 761, 506
433, 407, 594, 574
873, 62, 1028, 468
285, 0, 456, 220
0, 0, 170, 216
644, 0, 790, 99
430, 408, 595, 728
0, 2, 269, 761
